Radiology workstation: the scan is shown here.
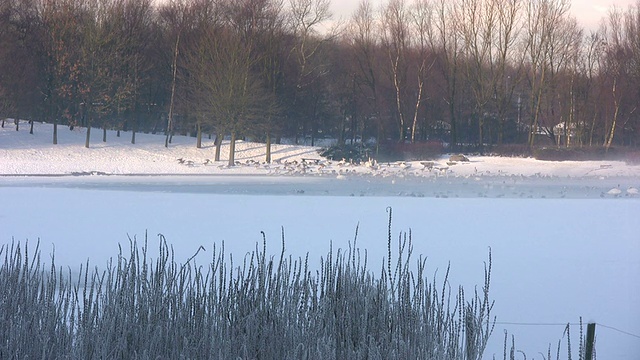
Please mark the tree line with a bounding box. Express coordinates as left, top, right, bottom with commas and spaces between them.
1, 0, 639, 162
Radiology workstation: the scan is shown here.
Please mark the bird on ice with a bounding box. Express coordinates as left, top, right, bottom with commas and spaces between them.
626, 187, 639, 196
606, 187, 622, 196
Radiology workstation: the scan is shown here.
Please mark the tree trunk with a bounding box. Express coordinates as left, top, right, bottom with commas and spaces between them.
266, 132, 272, 163
29, 120, 34, 134
15, 117, 19, 131
411, 76, 424, 143
131, 117, 137, 144
338, 114, 346, 147
85, 116, 91, 148
166, 33, 180, 148
478, 112, 484, 150
449, 97, 457, 151
103, 124, 107, 142
605, 106, 619, 151
528, 65, 547, 148
196, 121, 202, 149
53, 118, 58, 145
215, 132, 222, 161
567, 79, 575, 147
528, 95, 542, 147
605, 78, 620, 151
376, 123, 381, 156
392, 58, 405, 142
228, 132, 236, 167
497, 118, 504, 145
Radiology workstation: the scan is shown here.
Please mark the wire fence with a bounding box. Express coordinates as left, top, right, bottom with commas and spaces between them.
495, 321, 640, 340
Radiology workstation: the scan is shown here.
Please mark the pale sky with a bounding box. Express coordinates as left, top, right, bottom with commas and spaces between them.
571, 0, 637, 29
330, 0, 638, 32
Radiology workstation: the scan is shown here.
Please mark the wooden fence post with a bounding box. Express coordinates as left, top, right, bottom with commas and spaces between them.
585, 323, 596, 360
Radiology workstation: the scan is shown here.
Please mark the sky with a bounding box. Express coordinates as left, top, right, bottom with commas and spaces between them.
330, 0, 638, 32
571, 0, 637, 29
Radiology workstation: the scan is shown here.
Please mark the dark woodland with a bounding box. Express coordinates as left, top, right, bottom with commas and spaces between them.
1, 0, 639, 156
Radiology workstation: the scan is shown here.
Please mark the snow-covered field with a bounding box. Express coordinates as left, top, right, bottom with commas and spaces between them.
1, 121, 639, 358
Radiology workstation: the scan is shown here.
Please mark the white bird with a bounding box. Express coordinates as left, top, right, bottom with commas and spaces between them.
626, 187, 639, 196
606, 187, 622, 196
364, 158, 378, 169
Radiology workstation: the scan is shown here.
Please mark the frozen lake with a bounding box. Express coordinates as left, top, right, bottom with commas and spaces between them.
1, 176, 639, 359
0, 172, 637, 198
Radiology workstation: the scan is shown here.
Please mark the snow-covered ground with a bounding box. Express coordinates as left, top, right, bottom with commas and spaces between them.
1, 121, 639, 358
2, 121, 639, 182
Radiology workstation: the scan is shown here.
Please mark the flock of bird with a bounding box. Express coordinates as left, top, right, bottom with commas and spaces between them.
604, 185, 639, 197
174, 156, 639, 198
176, 156, 456, 178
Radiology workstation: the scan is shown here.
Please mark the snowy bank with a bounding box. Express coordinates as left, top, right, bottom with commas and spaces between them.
2, 121, 640, 179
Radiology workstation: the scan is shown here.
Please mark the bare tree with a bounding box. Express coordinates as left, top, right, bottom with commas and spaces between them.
491, 0, 525, 145
408, 0, 435, 143
157, 0, 190, 147
0, 0, 41, 128
560, 21, 584, 147
428, 0, 463, 148
524, 0, 570, 147
545, 16, 582, 146
79, 0, 133, 148
89, 0, 154, 145
459, 0, 499, 147
0, 0, 14, 124
381, 0, 410, 142
621, 1, 640, 146
166, 27, 179, 148
286, 0, 334, 145
579, 32, 606, 146
117, 0, 155, 145
227, 0, 286, 162
258, 0, 287, 163
188, 22, 275, 166
600, 6, 638, 149
346, 0, 382, 149
39, 0, 85, 144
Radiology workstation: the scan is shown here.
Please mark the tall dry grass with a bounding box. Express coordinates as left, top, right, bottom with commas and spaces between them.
1, 214, 495, 359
